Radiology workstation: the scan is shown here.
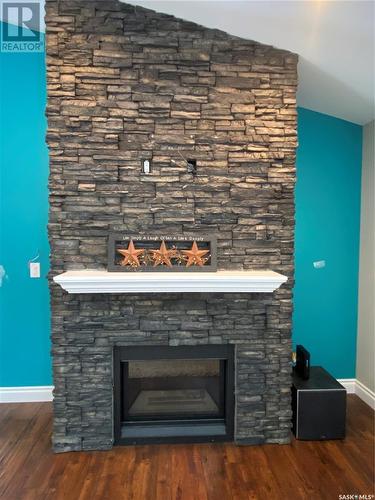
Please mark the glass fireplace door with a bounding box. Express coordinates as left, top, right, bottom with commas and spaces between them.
114, 345, 234, 445
123, 359, 225, 421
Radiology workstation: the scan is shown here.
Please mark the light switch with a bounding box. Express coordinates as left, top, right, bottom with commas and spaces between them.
29, 262, 41, 278
142, 159, 151, 174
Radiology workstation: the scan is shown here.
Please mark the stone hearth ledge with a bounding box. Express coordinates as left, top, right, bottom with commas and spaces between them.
53, 270, 287, 294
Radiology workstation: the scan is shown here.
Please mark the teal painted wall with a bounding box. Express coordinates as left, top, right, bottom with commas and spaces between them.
0, 37, 362, 386
0, 26, 51, 386
294, 108, 362, 379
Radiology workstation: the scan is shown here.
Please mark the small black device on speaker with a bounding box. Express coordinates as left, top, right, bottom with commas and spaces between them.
295, 344, 310, 380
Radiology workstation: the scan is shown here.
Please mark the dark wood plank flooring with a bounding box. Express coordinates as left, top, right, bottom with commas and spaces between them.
0, 395, 373, 499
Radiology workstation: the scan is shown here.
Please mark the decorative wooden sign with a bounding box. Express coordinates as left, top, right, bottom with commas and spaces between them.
108, 234, 217, 272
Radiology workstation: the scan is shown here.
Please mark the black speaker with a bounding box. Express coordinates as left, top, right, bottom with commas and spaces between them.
292, 366, 346, 440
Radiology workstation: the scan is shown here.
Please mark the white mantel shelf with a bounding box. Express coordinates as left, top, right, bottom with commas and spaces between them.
53, 270, 287, 294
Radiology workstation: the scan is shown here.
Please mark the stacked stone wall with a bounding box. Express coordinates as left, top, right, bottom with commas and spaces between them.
46, 0, 298, 452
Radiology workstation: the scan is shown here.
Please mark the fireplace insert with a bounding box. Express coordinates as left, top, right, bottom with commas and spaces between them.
113, 345, 234, 445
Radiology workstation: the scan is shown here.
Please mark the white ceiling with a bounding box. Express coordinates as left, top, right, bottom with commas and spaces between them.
123, 0, 375, 125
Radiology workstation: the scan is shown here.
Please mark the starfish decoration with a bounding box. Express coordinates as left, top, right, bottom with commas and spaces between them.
181, 241, 210, 267
149, 241, 176, 267
117, 240, 144, 267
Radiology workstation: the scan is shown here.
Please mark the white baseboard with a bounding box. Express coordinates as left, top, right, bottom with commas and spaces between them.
337, 378, 356, 394
0, 380, 373, 409
355, 379, 375, 409
338, 378, 375, 409
0, 386, 54, 403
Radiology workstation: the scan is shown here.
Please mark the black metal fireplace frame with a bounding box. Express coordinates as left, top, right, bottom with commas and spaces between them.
113, 345, 235, 445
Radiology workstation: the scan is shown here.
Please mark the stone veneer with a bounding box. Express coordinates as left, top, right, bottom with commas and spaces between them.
46, 0, 298, 452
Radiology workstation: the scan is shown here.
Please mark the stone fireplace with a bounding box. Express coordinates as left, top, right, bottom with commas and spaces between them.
46, 0, 298, 452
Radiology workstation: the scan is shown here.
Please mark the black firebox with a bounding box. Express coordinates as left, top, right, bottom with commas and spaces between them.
113, 345, 234, 445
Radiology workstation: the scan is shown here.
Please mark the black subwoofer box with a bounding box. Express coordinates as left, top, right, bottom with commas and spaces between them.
292, 366, 346, 440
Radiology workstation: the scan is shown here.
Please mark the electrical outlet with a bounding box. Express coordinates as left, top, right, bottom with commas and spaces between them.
29, 262, 40, 278
0, 265, 6, 287
313, 260, 326, 269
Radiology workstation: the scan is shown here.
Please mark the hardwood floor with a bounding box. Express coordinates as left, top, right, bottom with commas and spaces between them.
0, 395, 373, 500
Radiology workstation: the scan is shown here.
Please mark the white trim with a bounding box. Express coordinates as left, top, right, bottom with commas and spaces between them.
0, 386, 54, 403
0, 380, 373, 409
337, 378, 356, 394
338, 379, 374, 408
355, 379, 375, 409
53, 269, 288, 294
